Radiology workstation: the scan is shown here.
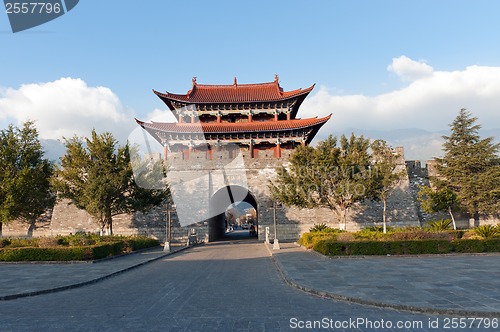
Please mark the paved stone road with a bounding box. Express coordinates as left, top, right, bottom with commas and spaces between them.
271, 243, 500, 316
0, 240, 447, 331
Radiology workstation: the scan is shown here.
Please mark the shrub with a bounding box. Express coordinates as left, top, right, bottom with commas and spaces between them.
123, 237, 160, 251
8, 238, 38, 248
37, 237, 59, 247
368, 226, 395, 233
297, 232, 314, 248
446, 230, 465, 239
0, 238, 11, 248
389, 229, 432, 241
336, 232, 356, 242
298, 232, 337, 249
461, 230, 479, 240
309, 223, 332, 232
91, 242, 124, 259
64, 233, 99, 246
354, 228, 391, 241
474, 225, 499, 239
425, 219, 453, 232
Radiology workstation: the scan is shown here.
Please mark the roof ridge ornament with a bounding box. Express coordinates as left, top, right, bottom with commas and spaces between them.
234, 76, 237, 87
192, 76, 197, 86
274, 74, 282, 94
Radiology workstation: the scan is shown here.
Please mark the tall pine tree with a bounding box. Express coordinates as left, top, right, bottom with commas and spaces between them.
435, 109, 500, 223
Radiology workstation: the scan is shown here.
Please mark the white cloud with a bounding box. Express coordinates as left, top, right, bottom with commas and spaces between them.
145, 108, 177, 122
0, 77, 135, 141
302, 57, 500, 160
387, 55, 434, 82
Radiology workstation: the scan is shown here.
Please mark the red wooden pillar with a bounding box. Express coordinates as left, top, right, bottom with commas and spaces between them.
248, 112, 253, 122
274, 140, 281, 158
250, 140, 254, 158
184, 143, 192, 160
163, 144, 168, 160
286, 112, 291, 121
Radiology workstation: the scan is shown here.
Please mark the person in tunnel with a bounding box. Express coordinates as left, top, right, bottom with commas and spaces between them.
249, 224, 257, 236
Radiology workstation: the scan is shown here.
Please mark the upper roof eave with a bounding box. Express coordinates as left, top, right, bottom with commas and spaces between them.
153, 81, 315, 105
135, 114, 331, 134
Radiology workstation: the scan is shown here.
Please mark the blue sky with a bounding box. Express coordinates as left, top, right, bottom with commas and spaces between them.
2, 0, 500, 161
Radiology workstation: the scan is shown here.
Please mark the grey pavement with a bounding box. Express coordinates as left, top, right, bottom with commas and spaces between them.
0, 239, 445, 331
269, 242, 500, 317
0, 245, 187, 300
0, 240, 498, 331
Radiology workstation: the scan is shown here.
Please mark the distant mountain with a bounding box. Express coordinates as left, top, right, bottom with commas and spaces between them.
41, 139, 66, 164
334, 127, 500, 162
481, 128, 500, 141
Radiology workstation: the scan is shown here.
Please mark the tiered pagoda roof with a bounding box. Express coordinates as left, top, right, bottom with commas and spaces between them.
136, 115, 330, 145
153, 76, 315, 121
136, 116, 330, 134
136, 77, 330, 159
154, 78, 314, 105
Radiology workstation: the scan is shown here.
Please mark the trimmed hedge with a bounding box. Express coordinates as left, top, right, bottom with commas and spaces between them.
0, 246, 91, 261
123, 237, 160, 251
313, 239, 452, 256
300, 228, 500, 256
312, 239, 500, 256
312, 238, 500, 256
452, 239, 500, 253
0, 236, 161, 262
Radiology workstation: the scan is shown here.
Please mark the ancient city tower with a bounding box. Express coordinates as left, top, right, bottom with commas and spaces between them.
135, 77, 330, 241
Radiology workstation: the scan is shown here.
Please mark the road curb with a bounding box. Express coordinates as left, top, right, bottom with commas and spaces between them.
264, 242, 500, 318
0, 245, 192, 301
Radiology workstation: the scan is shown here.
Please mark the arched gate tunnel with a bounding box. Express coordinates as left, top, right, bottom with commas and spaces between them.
207, 185, 258, 241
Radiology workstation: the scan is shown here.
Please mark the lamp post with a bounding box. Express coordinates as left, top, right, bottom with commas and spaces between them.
164, 201, 174, 252
273, 200, 280, 250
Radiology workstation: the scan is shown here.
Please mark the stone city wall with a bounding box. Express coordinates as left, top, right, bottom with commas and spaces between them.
3, 147, 497, 241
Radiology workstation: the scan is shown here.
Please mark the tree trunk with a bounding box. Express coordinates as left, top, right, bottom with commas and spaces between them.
448, 206, 457, 230
105, 212, 113, 236
0, 222, 2, 237
27, 220, 36, 237
100, 221, 106, 236
383, 198, 387, 234
339, 208, 347, 230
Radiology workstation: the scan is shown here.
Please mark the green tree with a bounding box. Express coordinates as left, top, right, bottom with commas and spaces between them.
418, 186, 459, 230
54, 130, 169, 235
0, 121, 55, 237
435, 109, 500, 224
269, 134, 373, 230
371, 140, 406, 233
